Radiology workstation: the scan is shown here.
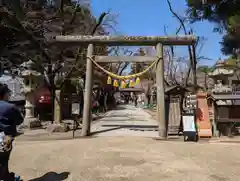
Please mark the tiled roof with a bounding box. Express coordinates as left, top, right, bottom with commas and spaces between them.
211, 94, 240, 100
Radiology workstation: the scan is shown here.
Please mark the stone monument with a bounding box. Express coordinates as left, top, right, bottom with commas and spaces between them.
20, 60, 41, 129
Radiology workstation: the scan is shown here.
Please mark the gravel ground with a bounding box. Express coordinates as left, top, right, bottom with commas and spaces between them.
10, 137, 240, 181
11, 105, 240, 180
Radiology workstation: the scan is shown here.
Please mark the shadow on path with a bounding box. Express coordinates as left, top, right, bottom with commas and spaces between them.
109, 105, 131, 111
102, 124, 158, 129
90, 126, 124, 135
29, 172, 70, 181
90, 125, 159, 136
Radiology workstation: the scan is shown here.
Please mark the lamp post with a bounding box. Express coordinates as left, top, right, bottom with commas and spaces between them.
20, 60, 41, 129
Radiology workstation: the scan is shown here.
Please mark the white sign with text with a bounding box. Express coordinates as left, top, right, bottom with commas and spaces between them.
183, 115, 196, 132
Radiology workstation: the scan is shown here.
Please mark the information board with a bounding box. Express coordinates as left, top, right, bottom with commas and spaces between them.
183, 115, 196, 132
72, 103, 80, 114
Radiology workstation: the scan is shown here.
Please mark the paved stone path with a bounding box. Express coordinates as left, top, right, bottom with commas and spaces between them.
16, 105, 159, 141
91, 105, 159, 137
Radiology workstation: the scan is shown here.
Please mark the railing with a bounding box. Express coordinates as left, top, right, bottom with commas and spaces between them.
231, 86, 240, 95
216, 118, 240, 123
211, 85, 232, 93
212, 85, 240, 94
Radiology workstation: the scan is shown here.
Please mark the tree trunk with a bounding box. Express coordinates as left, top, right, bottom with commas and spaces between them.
51, 87, 55, 123
49, 70, 56, 124
54, 89, 61, 123
183, 66, 191, 86
144, 94, 149, 106
191, 44, 198, 92
204, 74, 208, 91
104, 92, 108, 111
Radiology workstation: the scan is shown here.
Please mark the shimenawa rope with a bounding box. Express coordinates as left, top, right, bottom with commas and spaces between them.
87, 56, 161, 80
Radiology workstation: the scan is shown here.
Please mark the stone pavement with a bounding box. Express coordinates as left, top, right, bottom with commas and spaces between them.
91, 105, 159, 137
16, 105, 160, 141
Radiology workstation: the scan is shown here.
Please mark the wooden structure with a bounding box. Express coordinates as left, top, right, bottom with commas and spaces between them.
207, 59, 240, 136
165, 85, 190, 134
207, 94, 240, 136
53, 35, 197, 138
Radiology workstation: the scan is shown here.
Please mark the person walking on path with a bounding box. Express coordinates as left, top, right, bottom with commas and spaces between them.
0, 83, 23, 180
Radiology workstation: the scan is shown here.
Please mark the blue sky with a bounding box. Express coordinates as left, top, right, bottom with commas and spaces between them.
91, 0, 227, 66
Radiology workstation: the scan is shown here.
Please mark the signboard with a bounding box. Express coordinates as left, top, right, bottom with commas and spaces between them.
183, 115, 196, 132
72, 103, 80, 114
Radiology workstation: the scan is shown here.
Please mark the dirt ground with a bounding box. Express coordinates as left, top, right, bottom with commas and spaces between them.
10, 137, 240, 181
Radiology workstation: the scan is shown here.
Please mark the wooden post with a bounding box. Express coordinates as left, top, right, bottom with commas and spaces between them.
81, 44, 94, 136
212, 102, 219, 137
156, 43, 167, 139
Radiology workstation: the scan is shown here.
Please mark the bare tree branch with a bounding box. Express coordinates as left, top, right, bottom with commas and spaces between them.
163, 22, 182, 84
58, 11, 109, 89
166, 0, 196, 88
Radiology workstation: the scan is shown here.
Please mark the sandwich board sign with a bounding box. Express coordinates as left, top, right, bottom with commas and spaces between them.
182, 114, 198, 142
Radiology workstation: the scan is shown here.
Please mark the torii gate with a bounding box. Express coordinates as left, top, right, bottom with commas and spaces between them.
53, 35, 197, 139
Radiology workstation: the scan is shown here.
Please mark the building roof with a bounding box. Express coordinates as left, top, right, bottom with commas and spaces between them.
210, 94, 240, 100
165, 85, 190, 93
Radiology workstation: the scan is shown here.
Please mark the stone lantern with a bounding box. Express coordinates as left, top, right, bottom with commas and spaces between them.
208, 59, 234, 93
20, 60, 41, 129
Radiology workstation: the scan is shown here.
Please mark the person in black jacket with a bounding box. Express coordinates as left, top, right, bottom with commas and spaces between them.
0, 83, 23, 180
